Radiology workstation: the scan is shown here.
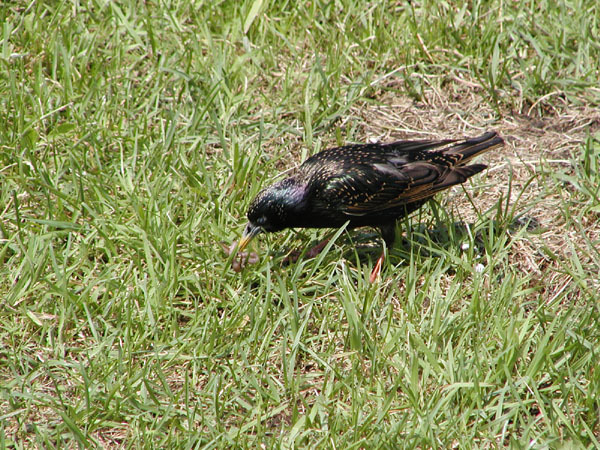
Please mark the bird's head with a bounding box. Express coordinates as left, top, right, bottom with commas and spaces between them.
237, 177, 307, 253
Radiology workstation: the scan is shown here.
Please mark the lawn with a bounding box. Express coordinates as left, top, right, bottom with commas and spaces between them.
1, 0, 599, 447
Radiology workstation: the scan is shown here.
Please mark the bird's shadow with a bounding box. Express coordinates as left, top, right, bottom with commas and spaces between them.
282, 214, 540, 269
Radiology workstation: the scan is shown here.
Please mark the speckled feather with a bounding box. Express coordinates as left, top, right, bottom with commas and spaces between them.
246, 131, 504, 247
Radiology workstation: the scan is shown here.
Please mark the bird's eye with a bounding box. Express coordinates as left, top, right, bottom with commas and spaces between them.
256, 216, 267, 226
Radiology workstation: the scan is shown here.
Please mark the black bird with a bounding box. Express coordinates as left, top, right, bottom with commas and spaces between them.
237, 131, 504, 281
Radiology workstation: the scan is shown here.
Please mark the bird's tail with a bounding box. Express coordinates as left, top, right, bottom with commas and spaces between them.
444, 131, 505, 165
425, 131, 504, 194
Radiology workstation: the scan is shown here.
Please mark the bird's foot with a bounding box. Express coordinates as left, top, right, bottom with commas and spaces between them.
223, 242, 259, 272
369, 252, 385, 283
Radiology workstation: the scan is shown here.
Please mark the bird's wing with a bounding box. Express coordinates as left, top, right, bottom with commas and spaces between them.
316, 160, 484, 216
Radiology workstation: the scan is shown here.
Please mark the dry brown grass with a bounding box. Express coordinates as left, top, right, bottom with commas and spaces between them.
344, 79, 599, 308
257, 76, 599, 309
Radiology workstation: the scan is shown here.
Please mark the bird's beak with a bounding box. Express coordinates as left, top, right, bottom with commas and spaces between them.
237, 223, 262, 254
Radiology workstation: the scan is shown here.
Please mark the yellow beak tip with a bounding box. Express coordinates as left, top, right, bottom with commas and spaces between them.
237, 237, 251, 253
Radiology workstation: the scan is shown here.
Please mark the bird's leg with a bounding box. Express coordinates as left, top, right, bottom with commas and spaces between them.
369, 223, 396, 283
369, 250, 385, 283
305, 237, 331, 258
283, 236, 331, 264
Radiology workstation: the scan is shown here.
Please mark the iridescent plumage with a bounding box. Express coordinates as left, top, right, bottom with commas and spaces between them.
237, 131, 504, 281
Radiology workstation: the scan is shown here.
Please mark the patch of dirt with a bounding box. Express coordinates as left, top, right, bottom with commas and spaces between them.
348, 79, 600, 305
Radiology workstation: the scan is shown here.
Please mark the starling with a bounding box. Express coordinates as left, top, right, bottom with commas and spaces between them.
237, 131, 504, 281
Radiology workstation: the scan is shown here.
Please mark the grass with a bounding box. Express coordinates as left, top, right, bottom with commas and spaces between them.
1, 0, 599, 447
